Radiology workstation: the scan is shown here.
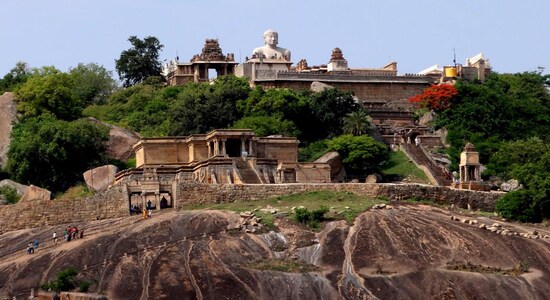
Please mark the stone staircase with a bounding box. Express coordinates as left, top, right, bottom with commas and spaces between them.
235, 159, 262, 184
401, 144, 452, 186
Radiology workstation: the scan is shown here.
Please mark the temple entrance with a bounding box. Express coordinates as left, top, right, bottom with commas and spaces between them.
159, 192, 173, 209
225, 139, 241, 157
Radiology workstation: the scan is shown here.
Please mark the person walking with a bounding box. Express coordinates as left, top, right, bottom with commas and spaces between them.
53, 231, 58, 245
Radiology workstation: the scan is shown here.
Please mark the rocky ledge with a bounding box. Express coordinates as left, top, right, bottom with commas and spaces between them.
0, 205, 549, 299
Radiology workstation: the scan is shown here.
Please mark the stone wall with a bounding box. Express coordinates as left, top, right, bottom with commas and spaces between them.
0, 183, 503, 234
258, 81, 430, 106
173, 183, 502, 212
0, 187, 128, 235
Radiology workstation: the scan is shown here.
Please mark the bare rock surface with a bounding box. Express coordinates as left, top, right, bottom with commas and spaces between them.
83, 165, 118, 192
87, 117, 140, 161
314, 151, 346, 182
310, 81, 334, 92
1, 206, 549, 299
0, 92, 17, 168
19, 185, 51, 202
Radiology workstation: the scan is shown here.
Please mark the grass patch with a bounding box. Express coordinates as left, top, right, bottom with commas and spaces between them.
245, 259, 319, 273
180, 191, 386, 226
55, 183, 94, 200
382, 150, 430, 184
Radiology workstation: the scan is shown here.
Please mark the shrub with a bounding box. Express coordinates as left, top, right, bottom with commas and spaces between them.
496, 190, 541, 223
294, 206, 329, 228
0, 185, 20, 204
41, 267, 78, 293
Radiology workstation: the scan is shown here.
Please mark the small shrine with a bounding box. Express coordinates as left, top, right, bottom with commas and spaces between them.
452, 143, 490, 191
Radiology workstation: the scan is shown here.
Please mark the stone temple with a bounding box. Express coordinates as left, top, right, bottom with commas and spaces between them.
163, 30, 491, 141
114, 129, 330, 210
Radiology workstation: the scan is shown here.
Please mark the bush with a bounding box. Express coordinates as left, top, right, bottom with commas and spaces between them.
41, 267, 78, 293
294, 206, 329, 228
79, 280, 91, 293
496, 190, 541, 223
0, 185, 20, 204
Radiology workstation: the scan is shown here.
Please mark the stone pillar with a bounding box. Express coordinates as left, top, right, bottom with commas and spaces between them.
155, 193, 160, 210
213, 140, 219, 156
221, 139, 227, 156
141, 192, 147, 208
249, 140, 254, 156
207, 141, 212, 158
241, 139, 246, 155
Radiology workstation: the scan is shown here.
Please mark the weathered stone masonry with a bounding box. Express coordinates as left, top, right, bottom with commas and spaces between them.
0, 183, 503, 234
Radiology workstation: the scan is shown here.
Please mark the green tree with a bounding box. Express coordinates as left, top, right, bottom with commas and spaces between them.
343, 109, 371, 136
492, 138, 550, 222
0, 61, 31, 93
68, 63, 118, 105
14, 69, 83, 120
436, 72, 550, 168
6, 116, 109, 193
306, 89, 360, 141
326, 134, 389, 175
115, 36, 164, 87
232, 116, 299, 137
168, 76, 249, 135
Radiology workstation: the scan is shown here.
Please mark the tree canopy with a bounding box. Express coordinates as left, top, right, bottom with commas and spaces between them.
0, 61, 31, 93
68, 63, 118, 106
115, 36, 164, 87
14, 68, 83, 121
326, 134, 389, 175
6, 115, 109, 193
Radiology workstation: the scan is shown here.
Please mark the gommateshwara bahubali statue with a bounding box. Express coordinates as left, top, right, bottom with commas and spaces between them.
252, 29, 291, 61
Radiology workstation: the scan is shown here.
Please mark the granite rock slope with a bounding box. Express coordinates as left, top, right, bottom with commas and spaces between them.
0, 206, 549, 299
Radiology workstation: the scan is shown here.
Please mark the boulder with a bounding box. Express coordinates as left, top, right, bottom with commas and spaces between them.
0, 179, 29, 196
19, 185, 51, 202
314, 151, 346, 183
87, 117, 141, 161
83, 165, 118, 192
0, 92, 17, 168
310, 81, 334, 92
500, 179, 522, 192
365, 173, 382, 183
418, 110, 436, 126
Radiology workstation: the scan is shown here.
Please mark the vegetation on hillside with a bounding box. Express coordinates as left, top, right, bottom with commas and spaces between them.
411, 71, 550, 222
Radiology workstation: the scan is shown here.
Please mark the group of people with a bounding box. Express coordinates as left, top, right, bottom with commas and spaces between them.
63, 226, 83, 242
131, 204, 153, 220
26, 239, 39, 254
26, 226, 85, 254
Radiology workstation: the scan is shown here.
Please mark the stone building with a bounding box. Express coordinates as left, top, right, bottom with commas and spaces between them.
114, 129, 330, 210
452, 143, 490, 191
163, 39, 237, 85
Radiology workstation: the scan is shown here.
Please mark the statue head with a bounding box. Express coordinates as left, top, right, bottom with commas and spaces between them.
263, 29, 278, 47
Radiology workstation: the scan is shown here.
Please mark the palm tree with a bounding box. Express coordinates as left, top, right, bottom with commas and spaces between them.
343, 110, 371, 136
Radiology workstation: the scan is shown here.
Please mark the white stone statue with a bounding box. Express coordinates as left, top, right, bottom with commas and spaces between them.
252, 29, 291, 61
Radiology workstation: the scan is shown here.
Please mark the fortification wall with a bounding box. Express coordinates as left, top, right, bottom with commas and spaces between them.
0, 187, 128, 234
173, 183, 502, 212
0, 183, 503, 234
258, 81, 430, 105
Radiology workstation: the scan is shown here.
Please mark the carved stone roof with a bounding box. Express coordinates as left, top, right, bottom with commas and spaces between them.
464, 142, 476, 152
330, 48, 345, 62
190, 39, 234, 62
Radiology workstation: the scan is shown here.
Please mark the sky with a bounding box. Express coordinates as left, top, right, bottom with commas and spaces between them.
1, 0, 549, 78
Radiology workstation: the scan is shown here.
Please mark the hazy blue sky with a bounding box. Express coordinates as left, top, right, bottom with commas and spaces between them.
1, 0, 549, 78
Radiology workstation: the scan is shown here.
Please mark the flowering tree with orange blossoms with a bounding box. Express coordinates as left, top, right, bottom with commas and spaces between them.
409, 84, 458, 112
